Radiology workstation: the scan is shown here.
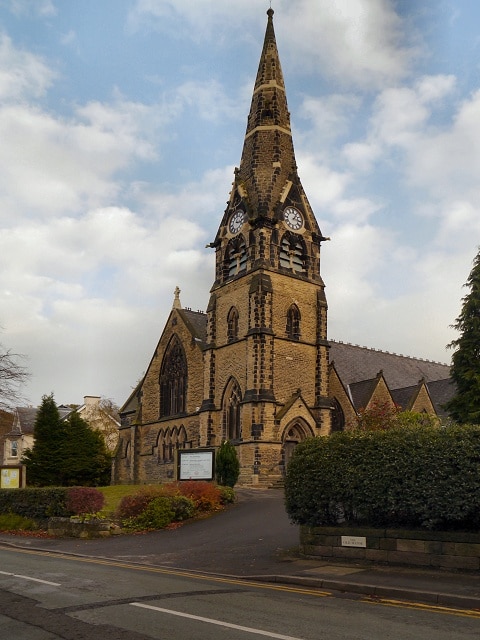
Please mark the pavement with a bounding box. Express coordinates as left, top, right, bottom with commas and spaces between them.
1, 487, 480, 610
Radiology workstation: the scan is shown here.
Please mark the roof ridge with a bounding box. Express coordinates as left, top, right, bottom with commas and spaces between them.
329, 339, 449, 367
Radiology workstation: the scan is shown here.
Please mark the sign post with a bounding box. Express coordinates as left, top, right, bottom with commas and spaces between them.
0, 466, 25, 489
177, 449, 215, 481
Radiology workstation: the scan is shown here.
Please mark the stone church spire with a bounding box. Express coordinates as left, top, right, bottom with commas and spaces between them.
232, 8, 323, 238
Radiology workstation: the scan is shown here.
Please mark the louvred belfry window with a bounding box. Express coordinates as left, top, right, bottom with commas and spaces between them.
160, 336, 187, 417
225, 237, 247, 279
279, 234, 306, 273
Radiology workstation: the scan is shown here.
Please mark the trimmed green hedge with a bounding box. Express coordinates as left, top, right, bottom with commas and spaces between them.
284, 425, 480, 531
0, 488, 71, 521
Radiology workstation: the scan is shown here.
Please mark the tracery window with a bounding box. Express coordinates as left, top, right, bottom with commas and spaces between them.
160, 336, 187, 417
225, 237, 247, 279
331, 398, 345, 432
279, 234, 306, 273
156, 426, 192, 464
223, 379, 242, 441
227, 306, 239, 342
286, 304, 301, 340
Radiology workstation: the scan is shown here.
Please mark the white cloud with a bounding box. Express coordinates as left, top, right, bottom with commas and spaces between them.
3, 0, 56, 17
129, 0, 419, 89
0, 32, 55, 100
299, 94, 361, 146
127, 0, 260, 41
0, 94, 178, 222
279, 0, 420, 88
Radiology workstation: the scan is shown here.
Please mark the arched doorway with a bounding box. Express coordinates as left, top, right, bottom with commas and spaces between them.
281, 420, 312, 473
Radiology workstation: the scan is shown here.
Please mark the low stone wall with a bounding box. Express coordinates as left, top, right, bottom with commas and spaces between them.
301, 526, 480, 571
48, 517, 112, 539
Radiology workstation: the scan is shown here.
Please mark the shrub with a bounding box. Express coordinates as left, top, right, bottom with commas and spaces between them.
285, 425, 480, 531
115, 481, 225, 530
124, 497, 175, 532
215, 441, 240, 487
0, 514, 38, 531
0, 488, 70, 520
218, 485, 236, 505
116, 486, 164, 520
167, 495, 196, 521
66, 487, 105, 516
177, 481, 222, 511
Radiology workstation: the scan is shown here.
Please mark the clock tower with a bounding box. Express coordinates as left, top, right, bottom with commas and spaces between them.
200, 9, 332, 484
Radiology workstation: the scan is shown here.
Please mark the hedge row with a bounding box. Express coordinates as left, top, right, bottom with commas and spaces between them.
284, 425, 480, 531
0, 487, 103, 521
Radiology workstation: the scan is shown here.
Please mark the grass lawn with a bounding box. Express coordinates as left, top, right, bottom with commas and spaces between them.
98, 485, 145, 518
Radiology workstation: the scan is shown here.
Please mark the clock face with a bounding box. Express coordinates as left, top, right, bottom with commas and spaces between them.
283, 206, 303, 231
229, 210, 245, 234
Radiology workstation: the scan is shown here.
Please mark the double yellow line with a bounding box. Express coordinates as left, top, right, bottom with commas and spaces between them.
2, 544, 479, 619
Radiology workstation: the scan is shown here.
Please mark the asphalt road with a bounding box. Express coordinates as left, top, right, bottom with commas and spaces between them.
1, 546, 479, 639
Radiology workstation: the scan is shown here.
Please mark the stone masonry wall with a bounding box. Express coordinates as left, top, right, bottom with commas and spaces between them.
301, 526, 480, 571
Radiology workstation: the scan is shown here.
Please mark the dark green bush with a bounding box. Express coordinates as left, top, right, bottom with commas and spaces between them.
215, 441, 240, 487
0, 487, 70, 520
124, 497, 175, 531
218, 485, 236, 504
167, 495, 195, 521
285, 425, 480, 531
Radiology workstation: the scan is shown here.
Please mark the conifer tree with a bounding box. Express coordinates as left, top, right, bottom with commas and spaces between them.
215, 441, 240, 487
22, 393, 68, 486
446, 248, 480, 424
60, 411, 111, 486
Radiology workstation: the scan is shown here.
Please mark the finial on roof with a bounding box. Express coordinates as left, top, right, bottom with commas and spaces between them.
173, 286, 182, 310
267, 7, 274, 19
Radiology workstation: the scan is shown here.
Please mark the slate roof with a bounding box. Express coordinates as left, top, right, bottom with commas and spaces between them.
426, 378, 456, 418
179, 308, 207, 345
390, 385, 418, 410
349, 378, 380, 410
12, 405, 74, 435
329, 340, 451, 389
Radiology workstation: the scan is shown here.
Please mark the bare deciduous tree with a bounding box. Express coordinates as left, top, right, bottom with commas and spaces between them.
0, 343, 30, 412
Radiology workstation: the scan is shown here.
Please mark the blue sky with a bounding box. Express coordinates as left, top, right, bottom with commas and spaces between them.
1, 0, 480, 408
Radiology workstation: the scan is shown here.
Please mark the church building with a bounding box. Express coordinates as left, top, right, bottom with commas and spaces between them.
114, 10, 452, 486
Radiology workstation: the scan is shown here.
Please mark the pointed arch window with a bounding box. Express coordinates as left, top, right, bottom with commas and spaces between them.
331, 398, 346, 433
160, 336, 187, 417
279, 234, 306, 273
223, 379, 242, 441
286, 304, 301, 340
227, 306, 239, 343
224, 237, 247, 279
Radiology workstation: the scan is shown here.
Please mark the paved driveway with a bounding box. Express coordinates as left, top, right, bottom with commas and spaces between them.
2, 488, 300, 576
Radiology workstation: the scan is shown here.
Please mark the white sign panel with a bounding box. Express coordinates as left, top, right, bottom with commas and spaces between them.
341, 536, 367, 548
178, 450, 214, 481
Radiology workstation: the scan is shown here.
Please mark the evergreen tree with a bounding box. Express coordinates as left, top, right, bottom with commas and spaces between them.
446, 248, 480, 424
60, 411, 111, 486
215, 441, 240, 487
22, 393, 68, 486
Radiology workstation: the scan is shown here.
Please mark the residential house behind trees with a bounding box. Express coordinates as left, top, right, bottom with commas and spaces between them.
1, 395, 119, 468
22, 393, 111, 487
